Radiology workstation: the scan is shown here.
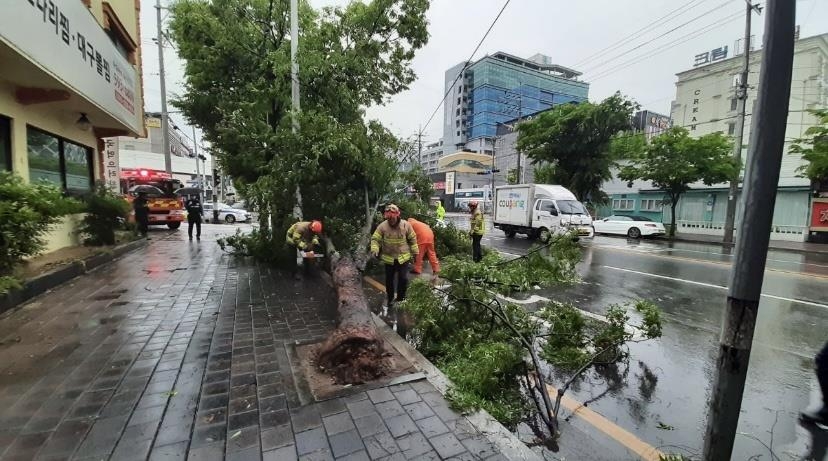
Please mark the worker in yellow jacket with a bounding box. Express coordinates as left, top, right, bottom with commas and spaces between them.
469, 201, 485, 262
371, 204, 419, 308
286, 220, 323, 278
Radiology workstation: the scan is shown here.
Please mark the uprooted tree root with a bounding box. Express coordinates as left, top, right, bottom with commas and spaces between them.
315, 255, 389, 384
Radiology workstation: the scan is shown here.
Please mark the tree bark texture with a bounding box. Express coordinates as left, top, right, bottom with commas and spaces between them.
315, 254, 387, 384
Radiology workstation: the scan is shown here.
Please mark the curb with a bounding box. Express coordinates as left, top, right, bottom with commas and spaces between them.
657, 235, 828, 256
371, 316, 542, 461
0, 238, 148, 316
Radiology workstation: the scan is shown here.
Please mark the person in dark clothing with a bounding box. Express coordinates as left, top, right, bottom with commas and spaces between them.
133, 191, 150, 239
185, 196, 203, 240
801, 341, 828, 425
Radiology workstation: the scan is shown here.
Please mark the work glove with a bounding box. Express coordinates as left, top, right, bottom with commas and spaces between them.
371, 250, 379, 258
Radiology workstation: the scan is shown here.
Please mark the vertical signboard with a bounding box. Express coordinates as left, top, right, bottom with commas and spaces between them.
103, 138, 120, 193
445, 171, 456, 195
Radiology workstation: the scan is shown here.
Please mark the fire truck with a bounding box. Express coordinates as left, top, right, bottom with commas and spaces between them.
120, 168, 186, 230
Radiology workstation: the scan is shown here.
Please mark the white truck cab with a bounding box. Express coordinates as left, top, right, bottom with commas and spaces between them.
494, 184, 593, 242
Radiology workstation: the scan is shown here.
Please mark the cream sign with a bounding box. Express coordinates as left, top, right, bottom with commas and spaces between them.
0, 1, 142, 134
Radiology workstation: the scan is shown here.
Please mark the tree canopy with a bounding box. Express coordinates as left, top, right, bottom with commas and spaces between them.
515, 93, 639, 203
790, 109, 828, 185
170, 0, 430, 254
618, 127, 736, 236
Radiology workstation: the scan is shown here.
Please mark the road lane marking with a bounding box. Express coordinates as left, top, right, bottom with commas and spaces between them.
602, 265, 828, 309
365, 274, 659, 459
595, 242, 828, 269
544, 383, 663, 461
590, 244, 828, 281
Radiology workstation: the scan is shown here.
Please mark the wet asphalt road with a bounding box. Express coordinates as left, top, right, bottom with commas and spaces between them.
452, 214, 828, 460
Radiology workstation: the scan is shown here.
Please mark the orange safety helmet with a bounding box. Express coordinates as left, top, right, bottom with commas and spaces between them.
468, 200, 479, 209
310, 220, 323, 234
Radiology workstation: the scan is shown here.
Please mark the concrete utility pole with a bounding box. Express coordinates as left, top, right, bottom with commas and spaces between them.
155, 0, 171, 175
702, 1, 796, 459
723, 1, 761, 244
212, 167, 219, 223
490, 136, 496, 215
191, 126, 201, 200
417, 125, 423, 167
290, 0, 303, 220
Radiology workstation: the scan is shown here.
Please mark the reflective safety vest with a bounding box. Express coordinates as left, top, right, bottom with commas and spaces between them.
471, 209, 485, 236
371, 219, 419, 264
286, 221, 320, 250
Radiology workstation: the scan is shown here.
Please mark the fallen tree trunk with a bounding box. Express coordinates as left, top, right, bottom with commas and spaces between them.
315, 254, 387, 384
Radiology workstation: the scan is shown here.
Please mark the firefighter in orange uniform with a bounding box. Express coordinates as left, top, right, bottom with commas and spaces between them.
407, 217, 440, 276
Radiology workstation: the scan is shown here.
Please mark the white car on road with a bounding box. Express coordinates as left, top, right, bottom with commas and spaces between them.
593, 215, 666, 239
202, 202, 251, 224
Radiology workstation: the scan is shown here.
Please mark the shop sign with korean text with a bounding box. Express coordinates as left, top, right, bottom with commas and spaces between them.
0, 1, 142, 134
103, 137, 120, 193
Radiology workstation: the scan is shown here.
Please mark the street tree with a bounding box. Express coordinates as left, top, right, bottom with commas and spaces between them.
515, 93, 638, 202
170, 0, 430, 383
619, 127, 736, 237
532, 163, 555, 184
609, 131, 647, 160
506, 168, 519, 185
790, 109, 828, 187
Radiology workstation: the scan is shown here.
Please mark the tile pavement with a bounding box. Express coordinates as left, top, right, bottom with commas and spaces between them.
0, 225, 507, 460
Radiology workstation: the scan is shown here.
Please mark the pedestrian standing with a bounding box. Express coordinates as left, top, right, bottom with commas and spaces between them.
407, 217, 440, 276
435, 201, 446, 221
468, 200, 484, 262
371, 204, 419, 308
801, 341, 828, 425
133, 191, 150, 239
185, 195, 203, 240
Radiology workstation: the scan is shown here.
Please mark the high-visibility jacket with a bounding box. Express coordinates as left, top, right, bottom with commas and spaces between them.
471, 209, 485, 236
435, 204, 446, 220
407, 218, 434, 244
371, 219, 419, 264
286, 221, 320, 250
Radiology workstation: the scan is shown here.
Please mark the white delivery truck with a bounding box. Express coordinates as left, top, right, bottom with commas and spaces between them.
493, 184, 593, 242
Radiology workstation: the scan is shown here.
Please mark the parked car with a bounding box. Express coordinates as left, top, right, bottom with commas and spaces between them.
593, 215, 666, 239
202, 202, 251, 224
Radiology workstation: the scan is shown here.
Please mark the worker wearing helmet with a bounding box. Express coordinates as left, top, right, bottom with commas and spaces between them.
371, 204, 419, 308
286, 220, 322, 251
469, 200, 484, 262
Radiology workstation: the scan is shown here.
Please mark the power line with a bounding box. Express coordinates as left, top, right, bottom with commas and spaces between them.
574, 0, 709, 68
590, 10, 745, 82
583, 0, 738, 75
420, 0, 512, 134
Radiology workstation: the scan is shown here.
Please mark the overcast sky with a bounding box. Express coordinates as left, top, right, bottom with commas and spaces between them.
141, 0, 827, 148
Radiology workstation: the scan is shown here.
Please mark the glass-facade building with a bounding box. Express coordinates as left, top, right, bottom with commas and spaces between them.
443, 52, 589, 150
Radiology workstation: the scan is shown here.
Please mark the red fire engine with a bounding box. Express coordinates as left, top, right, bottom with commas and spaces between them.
120, 168, 186, 230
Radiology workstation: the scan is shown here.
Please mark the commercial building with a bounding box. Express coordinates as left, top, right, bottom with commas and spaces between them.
443, 52, 589, 152
420, 140, 444, 175
602, 33, 828, 242
632, 110, 672, 140
1, 0, 144, 252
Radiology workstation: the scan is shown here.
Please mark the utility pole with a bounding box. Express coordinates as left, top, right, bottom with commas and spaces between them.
702, 1, 796, 459
191, 126, 201, 201
490, 135, 496, 216
290, 0, 303, 220
723, 1, 761, 244
417, 125, 423, 167
155, 0, 171, 175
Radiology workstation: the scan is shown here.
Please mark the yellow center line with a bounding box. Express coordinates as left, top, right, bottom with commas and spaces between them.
545, 384, 664, 461
364, 276, 386, 293
366, 274, 665, 459
590, 244, 828, 281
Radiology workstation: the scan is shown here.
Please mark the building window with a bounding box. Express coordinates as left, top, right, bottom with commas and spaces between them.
730, 97, 737, 111
27, 126, 93, 193
612, 199, 635, 211
0, 116, 10, 171
457, 97, 461, 105
727, 122, 736, 135
640, 199, 662, 211
456, 131, 460, 137
456, 108, 460, 116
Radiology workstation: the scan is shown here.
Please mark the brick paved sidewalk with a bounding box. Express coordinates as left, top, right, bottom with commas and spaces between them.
0, 225, 519, 461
